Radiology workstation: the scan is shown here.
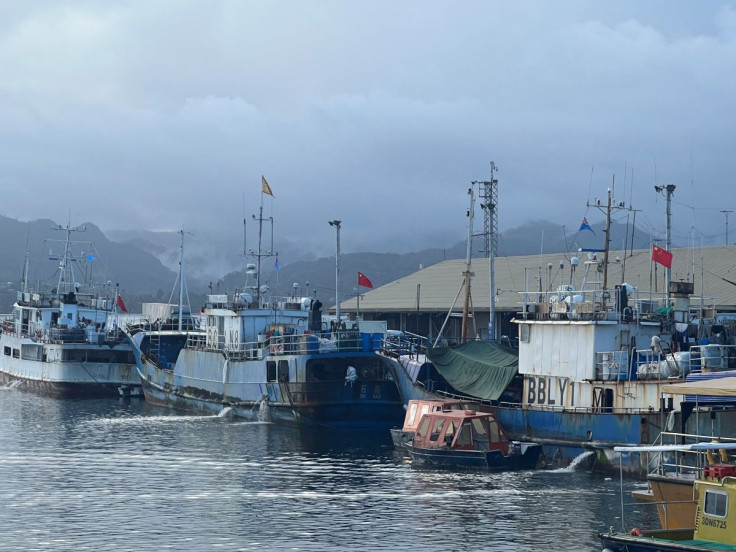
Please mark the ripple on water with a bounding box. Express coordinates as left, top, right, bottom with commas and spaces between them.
0, 391, 653, 551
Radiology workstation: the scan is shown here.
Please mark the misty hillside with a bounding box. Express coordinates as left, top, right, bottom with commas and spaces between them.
209, 218, 658, 309
0, 216, 176, 312
0, 213, 659, 313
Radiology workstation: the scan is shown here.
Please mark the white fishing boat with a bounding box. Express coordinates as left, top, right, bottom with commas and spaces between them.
0, 222, 139, 397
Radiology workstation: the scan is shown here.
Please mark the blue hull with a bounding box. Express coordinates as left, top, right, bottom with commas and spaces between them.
492, 406, 665, 470
383, 353, 670, 473
133, 343, 405, 430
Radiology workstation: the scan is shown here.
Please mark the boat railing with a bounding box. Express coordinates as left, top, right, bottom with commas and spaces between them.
644, 431, 736, 477
125, 316, 203, 333
185, 330, 372, 359
31, 326, 126, 345
631, 343, 736, 381
687, 343, 736, 374
517, 286, 669, 322
380, 331, 427, 360
494, 399, 668, 415
205, 292, 313, 312
633, 347, 690, 381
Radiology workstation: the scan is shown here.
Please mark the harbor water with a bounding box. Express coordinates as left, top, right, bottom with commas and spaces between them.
0, 385, 656, 551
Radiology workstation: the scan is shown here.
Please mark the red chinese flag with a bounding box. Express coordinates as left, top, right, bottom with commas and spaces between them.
652, 245, 673, 269
117, 293, 128, 313
357, 272, 373, 288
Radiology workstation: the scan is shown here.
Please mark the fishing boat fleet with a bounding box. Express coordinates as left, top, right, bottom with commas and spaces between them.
5, 179, 736, 541
379, 185, 736, 478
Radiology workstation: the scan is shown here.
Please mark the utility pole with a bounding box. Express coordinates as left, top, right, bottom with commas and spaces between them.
722, 210, 733, 245
654, 184, 676, 302
474, 161, 498, 341
328, 220, 341, 325
461, 187, 474, 343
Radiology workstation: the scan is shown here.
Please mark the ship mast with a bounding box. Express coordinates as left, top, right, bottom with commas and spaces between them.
461, 186, 474, 343
178, 230, 185, 331
248, 191, 276, 306
588, 181, 627, 301
47, 221, 90, 298
475, 161, 498, 341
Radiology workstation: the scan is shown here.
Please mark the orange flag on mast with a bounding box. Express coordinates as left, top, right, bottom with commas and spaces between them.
261, 175, 274, 197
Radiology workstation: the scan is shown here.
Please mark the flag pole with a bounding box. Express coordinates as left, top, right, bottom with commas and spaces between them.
357, 281, 360, 321
328, 220, 342, 327
114, 283, 119, 331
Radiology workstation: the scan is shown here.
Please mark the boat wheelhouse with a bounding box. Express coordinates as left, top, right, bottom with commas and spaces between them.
390, 398, 482, 450
404, 408, 543, 470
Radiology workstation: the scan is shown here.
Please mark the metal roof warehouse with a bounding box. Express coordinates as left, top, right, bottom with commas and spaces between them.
336, 245, 736, 343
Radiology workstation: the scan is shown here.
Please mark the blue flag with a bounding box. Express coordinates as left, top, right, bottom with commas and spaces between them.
579, 217, 596, 236
274, 257, 280, 272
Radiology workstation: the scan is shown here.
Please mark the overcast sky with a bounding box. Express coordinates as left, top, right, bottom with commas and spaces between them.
2, 1, 736, 260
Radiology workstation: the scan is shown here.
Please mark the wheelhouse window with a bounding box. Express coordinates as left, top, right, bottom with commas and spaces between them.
407, 403, 419, 426
278, 360, 289, 382
266, 361, 277, 382
416, 417, 431, 438
704, 489, 728, 518
520, 324, 530, 343
456, 422, 473, 446
472, 417, 488, 437
429, 419, 445, 442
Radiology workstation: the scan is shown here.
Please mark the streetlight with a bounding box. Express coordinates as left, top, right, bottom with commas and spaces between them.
655, 184, 676, 301
328, 220, 341, 327
721, 210, 733, 245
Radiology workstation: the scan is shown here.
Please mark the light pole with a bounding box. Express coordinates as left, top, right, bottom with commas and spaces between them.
654, 184, 676, 301
328, 220, 342, 326
722, 210, 733, 245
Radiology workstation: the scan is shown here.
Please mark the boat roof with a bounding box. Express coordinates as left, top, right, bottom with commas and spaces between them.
406, 399, 479, 408
421, 409, 494, 421
661, 376, 736, 396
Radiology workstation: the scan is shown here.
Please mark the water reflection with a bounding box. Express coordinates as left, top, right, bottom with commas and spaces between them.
0, 386, 654, 551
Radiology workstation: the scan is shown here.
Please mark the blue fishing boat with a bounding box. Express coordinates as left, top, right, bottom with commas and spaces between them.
125, 186, 404, 429
380, 186, 736, 475
128, 297, 404, 428
404, 407, 543, 470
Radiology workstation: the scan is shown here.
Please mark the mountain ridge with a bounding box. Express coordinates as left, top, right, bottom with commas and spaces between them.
0, 213, 668, 312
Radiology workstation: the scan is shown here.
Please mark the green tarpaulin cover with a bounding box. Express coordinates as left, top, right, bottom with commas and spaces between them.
426, 341, 518, 400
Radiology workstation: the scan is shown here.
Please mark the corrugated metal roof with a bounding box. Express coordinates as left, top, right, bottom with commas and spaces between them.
340, 245, 736, 313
